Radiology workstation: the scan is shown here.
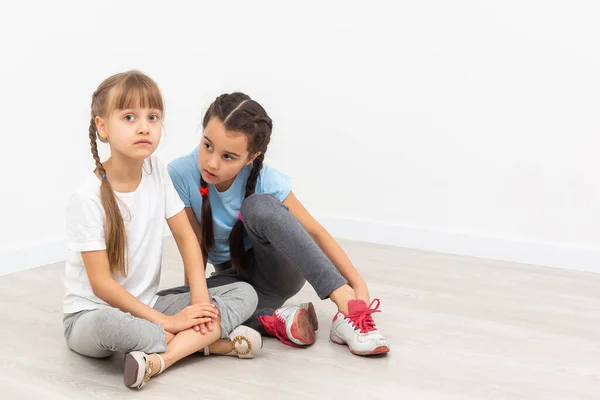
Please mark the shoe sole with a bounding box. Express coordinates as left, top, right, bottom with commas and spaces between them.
351, 345, 390, 356
290, 305, 317, 346
303, 302, 319, 331
330, 339, 390, 356
124, 352, 146, 388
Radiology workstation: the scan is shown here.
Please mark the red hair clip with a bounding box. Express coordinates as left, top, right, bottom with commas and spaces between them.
200, 187, 209, 196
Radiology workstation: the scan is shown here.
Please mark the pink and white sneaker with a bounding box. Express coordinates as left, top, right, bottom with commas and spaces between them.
330, 299, 390, 356
258, 302, 319, 347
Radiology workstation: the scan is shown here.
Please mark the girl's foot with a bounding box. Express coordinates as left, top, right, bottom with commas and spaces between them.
202, 326, 263, 358
123, 351, 165, 389
258, 302, 318, 347
330, 299, 390, 356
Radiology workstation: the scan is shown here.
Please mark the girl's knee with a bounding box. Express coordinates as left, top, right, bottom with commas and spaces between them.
89, 308, 166, 354
240, 193, 285, 225
232, 282, 259, 315
67, 308, 129, 358
68, 345, 113, 359
212, 282, 259, 326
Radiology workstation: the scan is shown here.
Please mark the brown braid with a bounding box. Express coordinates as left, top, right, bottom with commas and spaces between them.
88, 115, 128, 276
200, 93, 272, 274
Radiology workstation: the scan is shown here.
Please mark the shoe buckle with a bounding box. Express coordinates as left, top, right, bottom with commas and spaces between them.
231, 335, 252, 355
143, 359, 153, 383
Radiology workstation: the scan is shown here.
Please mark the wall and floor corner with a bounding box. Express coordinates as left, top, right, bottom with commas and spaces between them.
1, 1, 599, 276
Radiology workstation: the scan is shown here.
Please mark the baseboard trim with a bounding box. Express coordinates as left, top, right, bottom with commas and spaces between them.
0, 239, 66, 276
318, 216, 600, 274
2, 218, 598, 276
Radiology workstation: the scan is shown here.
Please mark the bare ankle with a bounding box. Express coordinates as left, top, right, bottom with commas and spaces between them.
208, 339, 234, 355
330, 284, 356, 314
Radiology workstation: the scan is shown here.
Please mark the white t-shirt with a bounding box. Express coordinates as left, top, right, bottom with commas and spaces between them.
63, 156, 185, 314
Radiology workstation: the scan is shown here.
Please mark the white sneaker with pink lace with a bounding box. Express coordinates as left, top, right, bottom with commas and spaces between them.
330, 299, 390, 356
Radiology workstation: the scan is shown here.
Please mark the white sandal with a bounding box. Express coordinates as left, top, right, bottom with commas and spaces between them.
203, 326, 263, 359
124, 351, 165, 389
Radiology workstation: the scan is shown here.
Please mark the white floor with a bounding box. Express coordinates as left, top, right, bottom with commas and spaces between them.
1, 238, 599, 399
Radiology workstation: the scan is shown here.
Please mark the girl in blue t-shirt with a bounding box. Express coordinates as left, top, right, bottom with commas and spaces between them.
160, 93, 389, 356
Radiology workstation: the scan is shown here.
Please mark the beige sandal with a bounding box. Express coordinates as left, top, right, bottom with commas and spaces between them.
203, 326, 263, 359
124, 351, 165, 389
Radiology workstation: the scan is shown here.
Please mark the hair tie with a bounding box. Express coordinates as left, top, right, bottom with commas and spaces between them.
200, 187, 209, 196
238, 212, 243, 221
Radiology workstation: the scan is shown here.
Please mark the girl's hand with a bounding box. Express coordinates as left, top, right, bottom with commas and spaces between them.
163, 304, 218, 334
191, 296, 214, 334
194, 321, 214, 334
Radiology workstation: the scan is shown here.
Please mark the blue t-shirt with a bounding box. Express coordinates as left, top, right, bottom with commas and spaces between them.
168, 146, 291, 264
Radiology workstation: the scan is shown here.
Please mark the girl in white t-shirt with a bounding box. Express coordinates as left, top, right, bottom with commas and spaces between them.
63, 71, 261, 390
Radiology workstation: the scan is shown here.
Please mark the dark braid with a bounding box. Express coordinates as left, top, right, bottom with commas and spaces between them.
201, 93, 273, 274
199, 176, 215, 268
245, 153, 265, 198
228, 153, 265, 273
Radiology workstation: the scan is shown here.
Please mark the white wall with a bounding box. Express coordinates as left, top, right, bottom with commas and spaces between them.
218, 1, 600, 272
0, 0, 226, 274
1, 1, 599, 275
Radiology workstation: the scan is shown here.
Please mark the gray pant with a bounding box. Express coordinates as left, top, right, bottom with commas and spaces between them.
63, 282, 258, 358
158, 194, 348, 333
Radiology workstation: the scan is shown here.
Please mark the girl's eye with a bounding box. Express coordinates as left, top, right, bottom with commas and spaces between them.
149, 114, 159, 122
124, 114, 135, 121
204, 143, 213, 151
224, 154, 233, 161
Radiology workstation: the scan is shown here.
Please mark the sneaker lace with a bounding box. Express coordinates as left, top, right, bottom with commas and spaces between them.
349, 298, 381, 333
258, 314, 301, 348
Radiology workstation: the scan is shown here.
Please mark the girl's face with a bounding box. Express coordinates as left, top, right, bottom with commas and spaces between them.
96, 105, 163, 161
198, 117, 258, 190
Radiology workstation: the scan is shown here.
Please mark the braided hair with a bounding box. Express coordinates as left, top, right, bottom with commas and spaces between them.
200, 93, 272, 274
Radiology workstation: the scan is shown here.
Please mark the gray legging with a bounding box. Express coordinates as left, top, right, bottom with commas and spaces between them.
63, 282, 257, 358
158, 193, 348, 333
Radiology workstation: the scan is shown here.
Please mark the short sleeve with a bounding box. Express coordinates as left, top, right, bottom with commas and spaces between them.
259, 166, 291, 202
164, 165, 185, 219
168, 164, 191, 208
66, 195, 106, 252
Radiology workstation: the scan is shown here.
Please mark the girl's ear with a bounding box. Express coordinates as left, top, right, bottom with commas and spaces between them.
95, 116, 108, 142
247, 151, 261, 165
